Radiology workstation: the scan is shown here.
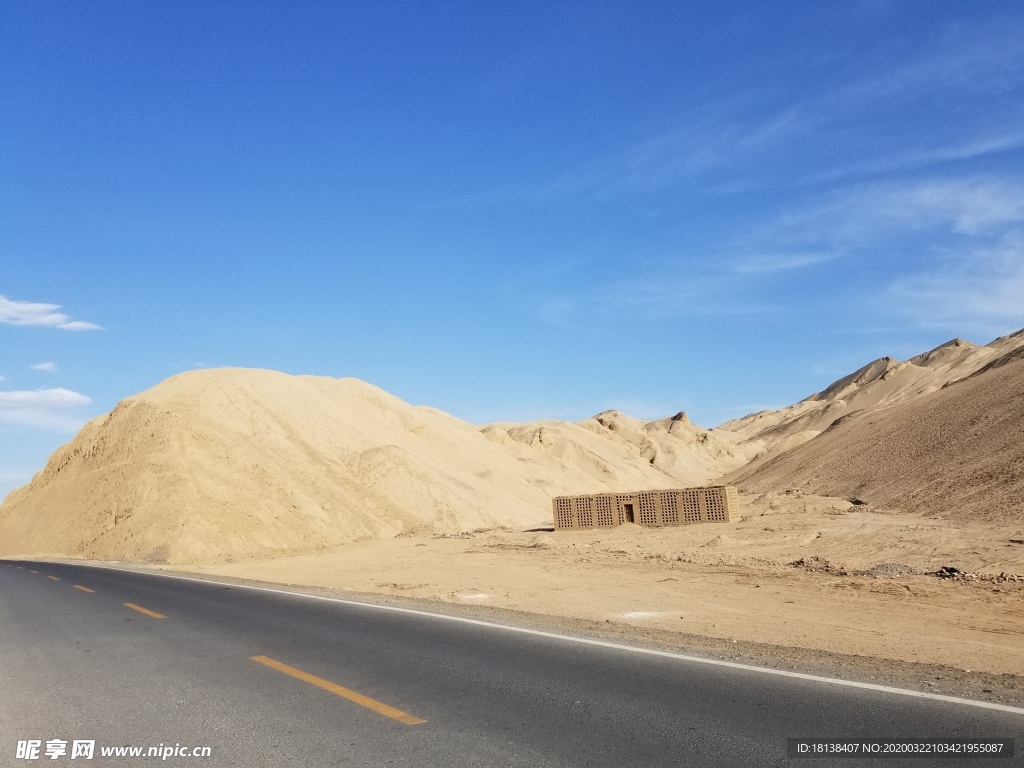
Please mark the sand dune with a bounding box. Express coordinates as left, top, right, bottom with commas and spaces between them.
718, 330, 1024, 471
0, 369, 744, 564
2, 329, 1022, 565
3, 331, 1023, 683
727, 339, 1024, 524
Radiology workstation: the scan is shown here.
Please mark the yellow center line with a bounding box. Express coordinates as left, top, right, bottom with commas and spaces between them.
47, 575, 60, 581
250, 655, 426, 725
124, 602, 166, 619
74, 585, 95, 593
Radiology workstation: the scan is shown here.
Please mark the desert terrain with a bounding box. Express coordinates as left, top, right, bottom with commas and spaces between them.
2, 329, 1023, 694
174, 490, 1023, 683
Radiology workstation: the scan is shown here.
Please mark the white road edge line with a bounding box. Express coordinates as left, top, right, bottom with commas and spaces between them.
52, 559, 1024, 717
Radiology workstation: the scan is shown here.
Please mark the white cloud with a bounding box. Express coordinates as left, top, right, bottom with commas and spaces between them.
810, 129, 1024, 186
528, 18, 1024, 203
0, 387, 92, 431
888, 232, 1024, 332
30, 362, 59, 373
776, 176, 1024, 245
57, 320, 102, 331
0, 388, 91, 409
539, 107, 803, 198
0, 295, 101, 331
729, 253, 832, 274
601, 272, 780, 320
838, 20, 1024, 105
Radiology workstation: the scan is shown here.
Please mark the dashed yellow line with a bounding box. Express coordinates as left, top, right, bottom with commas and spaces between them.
124, 603, 166, 619
74, 585, 95, 593
47, 575, 60, 581
251, 655, 426, 725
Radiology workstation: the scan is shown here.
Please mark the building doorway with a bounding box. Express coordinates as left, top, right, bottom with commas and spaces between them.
623, 503, 635, 524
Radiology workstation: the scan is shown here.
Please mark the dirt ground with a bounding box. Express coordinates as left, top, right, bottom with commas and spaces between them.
171, 491, 1023, 690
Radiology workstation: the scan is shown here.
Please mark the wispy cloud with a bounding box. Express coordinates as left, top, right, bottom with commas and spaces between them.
888, 232, 1024, 332
744, 174, 1024, 332
538, 108, 803, 199
30, 362, 59, 373
536, 18, 1024, 203
771, 176, 1024, 247
603, 272, 781, 319
809, 129, 1024, 186
835, 19, 1024, 105
525, 174, 1024, 327
0, 387, 92, 431
729, 253, 832, 274
0, 295, 101, 331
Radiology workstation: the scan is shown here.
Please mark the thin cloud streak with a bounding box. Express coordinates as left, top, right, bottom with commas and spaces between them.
534, 19, 1024, 203
833, 19, 1024, 105
729, 253, 833, 274
0, 387, 93, 432
806, 130, 1024, 187
771, 176, 1024, 246
537, 107, 803, 199
0, 295, 101, 331
0, 388, 91, 409
887, 232, 1024, 332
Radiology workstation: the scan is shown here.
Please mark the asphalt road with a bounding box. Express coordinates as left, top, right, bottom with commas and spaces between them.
1, 559, 1021, 767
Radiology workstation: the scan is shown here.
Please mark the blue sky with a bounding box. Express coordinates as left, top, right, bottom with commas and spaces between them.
3, 1, 1024, 497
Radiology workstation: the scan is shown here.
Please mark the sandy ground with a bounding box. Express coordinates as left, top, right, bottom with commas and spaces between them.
176, 491, 1024, 682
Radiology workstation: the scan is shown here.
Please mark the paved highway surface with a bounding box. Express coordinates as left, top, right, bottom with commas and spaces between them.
1, 559, 1021, 767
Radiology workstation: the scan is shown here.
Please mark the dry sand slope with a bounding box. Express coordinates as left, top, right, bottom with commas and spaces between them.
728, 336, 1024, 526
2, 330, 1022, 564
3, 331, 1023, 683
187, 490, 1024, 678
719, 329, 1024, 470
0, 369, 744, 564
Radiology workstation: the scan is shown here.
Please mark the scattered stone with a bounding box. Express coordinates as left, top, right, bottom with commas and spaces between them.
788, 556, 848, 576
928, 566, 1022, 583
855, 562, 921, 578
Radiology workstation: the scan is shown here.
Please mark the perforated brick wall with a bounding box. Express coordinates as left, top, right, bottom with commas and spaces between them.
680, 490, 701, 523
574, 495, 594, 528
637, 492, 658, 526
661, 493, 679, 524
704, 490, 728, 522
554, 497, 574, 529
595, 495, 615, 527
552, 486, 738, 530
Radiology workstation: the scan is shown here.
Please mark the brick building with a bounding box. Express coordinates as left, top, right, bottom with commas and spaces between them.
552, 486, 738, 530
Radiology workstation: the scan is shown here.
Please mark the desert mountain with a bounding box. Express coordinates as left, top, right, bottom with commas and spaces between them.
725, 334, 1024, 525
0, 369, 744, 564
3, 330, 1022, 564
718, 329, 1024, 471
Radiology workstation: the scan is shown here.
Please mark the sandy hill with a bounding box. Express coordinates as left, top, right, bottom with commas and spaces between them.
4, 330, 1021, 565
718, 330, 1024, 470
0, 369, 745, 564
726, 339, 1024, 525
